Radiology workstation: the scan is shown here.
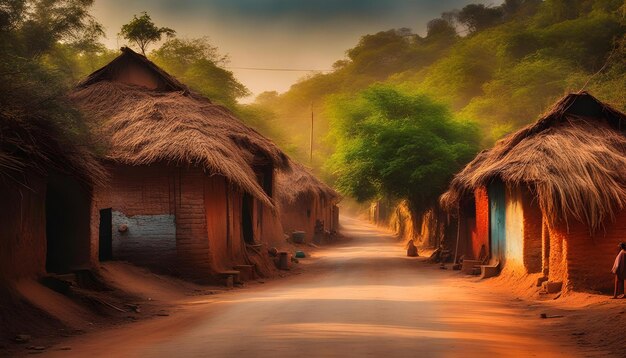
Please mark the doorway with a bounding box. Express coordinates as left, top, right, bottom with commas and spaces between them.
45, 173, 91, 273
242, 193, 254, 244
99, 208, 113, 261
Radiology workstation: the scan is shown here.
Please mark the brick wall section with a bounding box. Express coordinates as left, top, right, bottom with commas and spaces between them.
472, 186, 490, 260
262, 204, 286, 246
229, 188, 244, 263
204, 175, 230, 271
108, 165, 174, 216
548, 223, 568, 287
175, 168, 212, 279
280, 197, 315, 242
0, 173, 47, 280
91, 165, 177, 271
111, 211, 176, 272
555, 209, 626, 293
522, 189, 543, 273
504, 186, 524, 269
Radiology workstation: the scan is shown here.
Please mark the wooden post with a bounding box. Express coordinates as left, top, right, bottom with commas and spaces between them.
310, 101, 314, 163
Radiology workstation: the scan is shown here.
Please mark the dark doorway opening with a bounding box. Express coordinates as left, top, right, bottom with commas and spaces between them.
99, 208, 113, 261
242, 193, 254, 244
45, 173, 91, 273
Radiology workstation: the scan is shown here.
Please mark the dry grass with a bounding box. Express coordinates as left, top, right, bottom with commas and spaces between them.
0, 115, 105, 188
277, 160, 339, 204
70, 80, 288, 208
441, 92, 626, 231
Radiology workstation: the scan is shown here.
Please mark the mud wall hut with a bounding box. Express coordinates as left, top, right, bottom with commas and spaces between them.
441, 92, 626, 292
0, 115, 102, 281
70, 47, 289, 280
277, 162, 339, 243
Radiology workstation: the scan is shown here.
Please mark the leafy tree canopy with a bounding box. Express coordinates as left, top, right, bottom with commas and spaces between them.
120, 12, 175, 55
151, 37, 249, 108
326, 84, 480, 211
0, 0, 104, 146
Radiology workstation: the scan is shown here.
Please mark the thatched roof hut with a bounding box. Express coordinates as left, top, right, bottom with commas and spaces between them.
440, 92, 626, 231
1, 111, 103, 279
277, 161, 339, 204
70, 47, 288, 207
277, 161, 340, 242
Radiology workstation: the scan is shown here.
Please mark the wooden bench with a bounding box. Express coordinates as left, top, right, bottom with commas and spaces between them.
480, 260, 500, 279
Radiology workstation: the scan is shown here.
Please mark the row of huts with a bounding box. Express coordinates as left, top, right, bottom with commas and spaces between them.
439, 92, 626, 293
0, 47, 339, 283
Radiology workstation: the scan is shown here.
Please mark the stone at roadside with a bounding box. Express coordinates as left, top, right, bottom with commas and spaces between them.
13, 335, 31, 343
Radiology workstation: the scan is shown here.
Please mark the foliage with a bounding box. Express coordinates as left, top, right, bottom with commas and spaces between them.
263, 0, 625, 170
120, 12, 175, 55
326, 85, 480, 210
456, 4, 504, 33
0, 0, 103, 146
151, 38, 248, 107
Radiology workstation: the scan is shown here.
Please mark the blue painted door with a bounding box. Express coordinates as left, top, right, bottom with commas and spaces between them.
488, 182, 506, 262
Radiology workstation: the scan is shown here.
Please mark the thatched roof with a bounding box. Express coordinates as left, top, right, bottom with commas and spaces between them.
440, 92, 626, 230
78, 47, 188, 92
70, 48, 289, 207
277, 160, 339, 205
0, 115, 104, 188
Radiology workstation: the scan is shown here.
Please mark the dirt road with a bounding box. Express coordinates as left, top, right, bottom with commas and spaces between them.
42, 217, 581, 357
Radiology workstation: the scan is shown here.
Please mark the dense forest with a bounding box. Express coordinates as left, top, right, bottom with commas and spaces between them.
2, 0, 625, 212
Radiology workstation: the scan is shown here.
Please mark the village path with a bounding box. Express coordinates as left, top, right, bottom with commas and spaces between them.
42, 216, 581, 358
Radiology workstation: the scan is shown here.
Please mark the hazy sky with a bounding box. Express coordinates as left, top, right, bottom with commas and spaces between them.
92, 0, 500, 102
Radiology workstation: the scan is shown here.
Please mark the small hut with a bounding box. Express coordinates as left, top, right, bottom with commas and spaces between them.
0, 114, 102, 281
440, 92, 626, 292
70, 47, 289, 280
277, 162, 340, 243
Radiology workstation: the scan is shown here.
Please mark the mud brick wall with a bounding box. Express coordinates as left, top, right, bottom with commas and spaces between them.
0, 173, 47, 280
280, 198, 309, 243
472, 186, 490, 260
504, 186, 524, 269
548, 222, 568, 287
204, 175, 230, 272
556, 209, 626, 293
112, 211, 176, 271
521, 189, 542, 274
91, 165, 178, 272
175, 169, 212, 279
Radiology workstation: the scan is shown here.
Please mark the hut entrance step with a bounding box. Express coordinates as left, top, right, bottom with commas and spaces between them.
461, 260, 483, 275
233, 265, 255, 281
480, 260, 501, 279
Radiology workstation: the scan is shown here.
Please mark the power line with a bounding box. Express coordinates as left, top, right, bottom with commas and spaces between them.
225, 66, 333, 72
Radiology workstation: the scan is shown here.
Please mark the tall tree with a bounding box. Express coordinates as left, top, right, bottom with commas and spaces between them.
326, 84, 480, 211
120, 12, 175, 55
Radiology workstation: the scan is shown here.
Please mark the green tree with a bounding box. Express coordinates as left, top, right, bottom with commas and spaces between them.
0, 0, 103, 149
455, 4, 503, 33
120, 12, 175, 55
151, 38, 248, 107
326, 85, 480, 211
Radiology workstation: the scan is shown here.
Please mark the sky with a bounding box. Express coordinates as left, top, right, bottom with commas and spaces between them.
92, 0, 500, 102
